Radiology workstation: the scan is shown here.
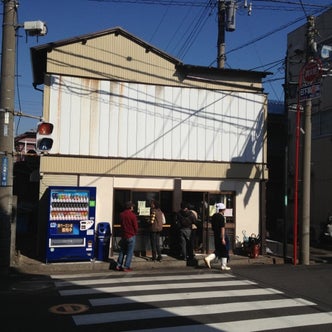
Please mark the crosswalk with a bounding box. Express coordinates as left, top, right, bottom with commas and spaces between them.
51, 270, 332, 331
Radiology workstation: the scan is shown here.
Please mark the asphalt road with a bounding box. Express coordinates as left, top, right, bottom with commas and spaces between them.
1, 260, 332, 331
231, 263, 332, 312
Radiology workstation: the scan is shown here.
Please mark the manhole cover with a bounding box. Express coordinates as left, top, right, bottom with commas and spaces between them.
49, 303, 89, 315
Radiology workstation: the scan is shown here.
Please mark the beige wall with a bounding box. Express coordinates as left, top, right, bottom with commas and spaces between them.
41, 173, 260, 241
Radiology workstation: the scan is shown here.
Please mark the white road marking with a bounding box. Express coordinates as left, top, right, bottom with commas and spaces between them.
89, 287, 283, 306
59, 279, 256, 296
73, 298, 316, 325
53, 272, 233, 287
132, 312, 332, 332
52, 271, 332, 331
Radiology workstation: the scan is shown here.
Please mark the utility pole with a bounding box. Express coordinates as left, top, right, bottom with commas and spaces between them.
0, 0, 17, 274
301, 16, 318, 265
217, 1, 226, 68
293, 16, 320, 265
301, 98, 311, 265
0, 2, 46, 274
217, 1, 249, 68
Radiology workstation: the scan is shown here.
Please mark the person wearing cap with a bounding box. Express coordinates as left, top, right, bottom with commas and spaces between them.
204, 202, 231, 271
115, 201, 138, 272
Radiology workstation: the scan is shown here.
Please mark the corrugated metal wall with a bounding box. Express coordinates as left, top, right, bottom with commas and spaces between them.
48, 75, 266, 163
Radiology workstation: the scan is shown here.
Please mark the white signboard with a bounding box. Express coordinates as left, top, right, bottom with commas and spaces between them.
299, 82, 321, 101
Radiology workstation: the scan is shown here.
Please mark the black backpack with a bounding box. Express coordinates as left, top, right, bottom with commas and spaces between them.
179, 211, 193, 227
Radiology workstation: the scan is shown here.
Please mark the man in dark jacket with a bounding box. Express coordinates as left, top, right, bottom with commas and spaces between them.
204, 202, 230, 270
176, 202, 196, 261
116, 201, 138, 272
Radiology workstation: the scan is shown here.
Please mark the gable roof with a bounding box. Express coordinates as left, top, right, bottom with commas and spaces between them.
30, 26, 271, 88
30, 26, 183, 86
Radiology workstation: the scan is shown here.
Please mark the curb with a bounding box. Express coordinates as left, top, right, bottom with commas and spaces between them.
10, 252, 284, 275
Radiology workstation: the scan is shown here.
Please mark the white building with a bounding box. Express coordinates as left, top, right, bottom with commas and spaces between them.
30, 27, 270, 259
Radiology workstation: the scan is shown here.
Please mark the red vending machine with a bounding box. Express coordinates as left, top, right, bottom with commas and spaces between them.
46, 186, 96, 263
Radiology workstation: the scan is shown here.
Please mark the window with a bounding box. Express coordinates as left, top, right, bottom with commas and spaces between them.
113, 190, 173, 226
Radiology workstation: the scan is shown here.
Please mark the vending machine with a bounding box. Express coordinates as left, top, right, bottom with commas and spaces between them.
46, 186, 96, 263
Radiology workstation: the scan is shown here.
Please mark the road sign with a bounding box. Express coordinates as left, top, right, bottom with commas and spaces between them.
49, 303, 89, 315
320, 44, 332, 60
303, 60, 322, 83
299, 82, 321, 101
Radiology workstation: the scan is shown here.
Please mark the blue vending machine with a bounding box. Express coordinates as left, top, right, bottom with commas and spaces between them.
46, 186, 96, 263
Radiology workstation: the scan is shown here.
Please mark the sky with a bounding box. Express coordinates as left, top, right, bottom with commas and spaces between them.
4, 0, 332, 135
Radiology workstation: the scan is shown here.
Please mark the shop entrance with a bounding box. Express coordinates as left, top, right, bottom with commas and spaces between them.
112, 189, 235, 257
182, 191, 236, 254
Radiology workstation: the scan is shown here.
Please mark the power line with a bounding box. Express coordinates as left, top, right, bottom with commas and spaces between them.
89, 0, 208, 7
89, 1, 332, 66
89, 0, 332, 12
176, 1, 215, 59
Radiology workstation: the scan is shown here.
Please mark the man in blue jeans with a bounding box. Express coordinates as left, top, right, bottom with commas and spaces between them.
116, 201, 138, 272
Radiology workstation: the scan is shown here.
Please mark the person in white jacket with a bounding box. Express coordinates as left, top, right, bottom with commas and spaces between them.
204, 203, 230, 271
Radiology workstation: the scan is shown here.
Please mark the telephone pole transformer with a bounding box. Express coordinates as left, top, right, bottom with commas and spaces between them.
217, 1, 226, 68
217, 1, 237, 69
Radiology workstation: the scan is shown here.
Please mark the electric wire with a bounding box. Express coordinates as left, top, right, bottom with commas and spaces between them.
164, 5, 195, 53
90, 1, 331, 69
14, 0, 332, 134
149, 0, 174, 44
298, 0, 308, 17
90, 0, 331, 12
176, 1, 215, 59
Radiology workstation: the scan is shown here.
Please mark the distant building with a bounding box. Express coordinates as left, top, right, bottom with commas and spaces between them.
266, 100, 286, 241
14, 131, 36, 162
286, 7, 332, 244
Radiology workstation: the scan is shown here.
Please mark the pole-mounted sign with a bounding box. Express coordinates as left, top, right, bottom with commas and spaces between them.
300, 58, 322, 101
303, 59, 322, 83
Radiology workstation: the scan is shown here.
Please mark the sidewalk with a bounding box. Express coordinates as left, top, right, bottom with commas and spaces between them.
9, 241, 331, 276
10, 251, 283, 276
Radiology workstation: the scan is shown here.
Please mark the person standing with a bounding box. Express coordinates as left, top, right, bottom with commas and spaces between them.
189, 206, 199, 253
149, 200, 164, 262
204, 202, 231, 270
116, 201, 138, 272
176, 202, 196, 261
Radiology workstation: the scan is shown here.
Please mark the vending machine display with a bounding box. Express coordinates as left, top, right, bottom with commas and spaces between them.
46, 186, 96, 263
